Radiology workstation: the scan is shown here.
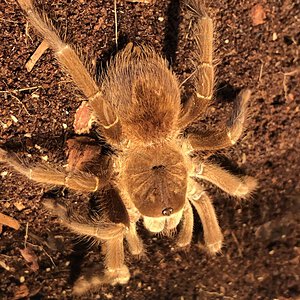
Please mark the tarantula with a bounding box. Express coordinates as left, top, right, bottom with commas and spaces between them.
0, 0, 257, 294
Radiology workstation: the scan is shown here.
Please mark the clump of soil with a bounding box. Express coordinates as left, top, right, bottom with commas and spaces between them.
0, 0, 299, 299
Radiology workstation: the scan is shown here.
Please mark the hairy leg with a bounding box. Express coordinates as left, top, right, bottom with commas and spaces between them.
179, 0, 214, 128
188, 183, 223, 254
187, 89, 251, 150
176, 201, 194, 248
0, 149, 103, 192
125, 222, 144, 256
73, 237, 129, 295
193, 161, 257, 198
44, 199, 129, 294
17, 0, 121, 144
43, 199, 126, 240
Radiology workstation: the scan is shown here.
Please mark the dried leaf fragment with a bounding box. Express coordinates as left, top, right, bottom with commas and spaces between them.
20, 247, 39, 272
0, 260, 10, 271
0, 212, 20, 230
13, 284, 29, 300
14, 201, 26, 211
251, 4, 266, 26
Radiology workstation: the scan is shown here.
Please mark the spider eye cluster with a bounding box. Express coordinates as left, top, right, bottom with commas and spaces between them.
123, 142, 188, 218
162, 207, 174, 216
152, 164, 165, 170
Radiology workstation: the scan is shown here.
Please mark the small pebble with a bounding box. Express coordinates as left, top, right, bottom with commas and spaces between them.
257, 276, 264, 282
20, 276, 25, 283
63, 123, 68, 129
31, 93, 39, 99
158, 17, 164, 22
272, 32, 278, 41
41, 155, 48, 161
11, 115, 18, 123
1, 171, 8, 177
1, 122, 8, 129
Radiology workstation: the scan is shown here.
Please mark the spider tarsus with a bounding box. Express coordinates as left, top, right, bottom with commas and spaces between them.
73, 266, 130, 295
234, 176, 258, 198
206, 240, 223, 255
176, 241, 191, 249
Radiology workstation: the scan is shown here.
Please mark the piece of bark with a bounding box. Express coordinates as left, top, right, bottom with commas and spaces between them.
25, 40, 49, 72
251, 4, 266, 26
0, 212, 20, 230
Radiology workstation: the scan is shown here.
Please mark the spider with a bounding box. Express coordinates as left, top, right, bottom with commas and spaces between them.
0, 0, 257, 295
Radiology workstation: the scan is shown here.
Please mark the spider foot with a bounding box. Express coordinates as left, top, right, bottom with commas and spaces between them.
73, 266, 130, 295
176, 242, 191, 253
206, 240, 223, 255
234, 176, 258, 198
176, 237, 192, 249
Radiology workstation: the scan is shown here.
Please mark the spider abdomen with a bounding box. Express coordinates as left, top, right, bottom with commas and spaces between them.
102, 45, 181, 142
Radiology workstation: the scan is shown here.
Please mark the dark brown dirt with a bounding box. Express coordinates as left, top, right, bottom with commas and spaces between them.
0, 0, 299, 299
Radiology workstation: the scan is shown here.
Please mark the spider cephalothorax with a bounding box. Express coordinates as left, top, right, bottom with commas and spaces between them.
121, 141, 189, 218
0, 0, 257, 295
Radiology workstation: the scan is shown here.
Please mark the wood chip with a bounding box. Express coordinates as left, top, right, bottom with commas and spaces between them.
0, 260, 10, 271
25, 40, 49, 72
251, 4, 266, 26
13, 201, 26, 211
0, 212, 20, 230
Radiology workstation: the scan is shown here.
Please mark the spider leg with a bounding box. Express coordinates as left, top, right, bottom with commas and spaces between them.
176, 200, 194, 248
73, 237, 129, 295
43, 199, 129, 295
43, 199, 126, 240
179, 0, 214, 128
189, 188, 223, 254
125, 222, 144, 256
0, 149, 104, 192
193, 161, 257, 198
17, 0, 121, 144
187, 89, 251, 150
